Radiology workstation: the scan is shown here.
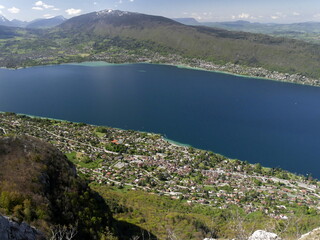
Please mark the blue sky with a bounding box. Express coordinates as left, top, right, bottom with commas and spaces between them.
0, 0, 320, 23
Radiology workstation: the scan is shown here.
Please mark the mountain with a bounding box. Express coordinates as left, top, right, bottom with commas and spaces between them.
0, 16, 28, 27
2, 9, 320, 78
11, 19, 28, 28
201, 20, 320, 34
56, 9, 320, 78
59, 10, 180, 32
202, 20, 260, 28
0, 15, 12, 27
0, 15, 66, 28
172, 17, 200, 25
0, 135, 116, 240
26, 16, 66, 29
200, 20, 320, 43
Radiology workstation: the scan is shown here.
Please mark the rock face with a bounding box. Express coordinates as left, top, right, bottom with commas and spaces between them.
0, 215, 42, 240
248, 230, 282, 240
298, 227, 320, 240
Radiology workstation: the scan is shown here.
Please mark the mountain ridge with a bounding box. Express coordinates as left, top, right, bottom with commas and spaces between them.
26, 16, 66, 29
2, 9, 320, 80
0, 15, 66, 28
54, 10, 320, 78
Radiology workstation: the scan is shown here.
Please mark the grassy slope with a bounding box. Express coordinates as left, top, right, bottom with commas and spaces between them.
92, 184, 320, 240
57, 12, 320, 78
2, 12, 320, 78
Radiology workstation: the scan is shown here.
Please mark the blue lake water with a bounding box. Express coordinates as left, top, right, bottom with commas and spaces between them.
0, 63, 320, 178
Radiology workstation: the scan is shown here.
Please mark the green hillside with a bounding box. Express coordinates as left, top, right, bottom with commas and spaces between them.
0, 135, 116, 239
55, 10, 320, 78
201, 21, 320, 44
1, 10, 320, 79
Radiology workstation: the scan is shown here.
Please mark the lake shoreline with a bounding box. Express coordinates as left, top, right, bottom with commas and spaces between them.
2, 56, 320, 88
78, 60, 320, 88
0, 111, 191, 149
1, 63, 319, 178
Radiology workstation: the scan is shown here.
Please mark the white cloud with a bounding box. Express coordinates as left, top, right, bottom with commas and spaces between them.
313, 13, 320, 18
32, 6, 43, 10
44, 4, 54, 9
0, 10, 2, 14
231, 13, 258, 21
293, 12, 300, 16
238, 13, 250, 19
65, 8, 82, 15
0, 5, 5, 9
232, 13, 251, 20
35, 1, 54, 9
129, 0, 134, 2
8, 7, 20, 14
43, 14, 53, 18
270, 12, 286, 20
53, 8, 60, 11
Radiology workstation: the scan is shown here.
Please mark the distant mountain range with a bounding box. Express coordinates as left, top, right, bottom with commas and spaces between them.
172, 17, 201, 25
0, 15, 66, 28
54, 10, 320, 77
201, 20, 320, 34
172, 18, 320, 35
172, 18, 320, 43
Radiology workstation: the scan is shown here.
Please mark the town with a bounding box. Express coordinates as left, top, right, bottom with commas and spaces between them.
1, 40, 319, 87
1, 112, 319, 221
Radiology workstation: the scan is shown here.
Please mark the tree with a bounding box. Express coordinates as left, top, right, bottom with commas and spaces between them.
50, 223, 78, 240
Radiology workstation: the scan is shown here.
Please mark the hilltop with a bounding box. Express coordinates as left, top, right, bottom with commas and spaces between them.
0, 15, 66, 28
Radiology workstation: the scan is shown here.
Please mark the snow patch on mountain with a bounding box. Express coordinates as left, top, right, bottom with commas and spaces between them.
96, 9, 133, 17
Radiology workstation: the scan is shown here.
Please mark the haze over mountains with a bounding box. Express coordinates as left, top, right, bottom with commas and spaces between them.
173, 18, 320, 43
2, 11, 320, 34
0, 15, 66, 28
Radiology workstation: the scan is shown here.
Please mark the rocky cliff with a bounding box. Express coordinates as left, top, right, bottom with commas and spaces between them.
0, 214, 43, 240
298, 227, 320, 240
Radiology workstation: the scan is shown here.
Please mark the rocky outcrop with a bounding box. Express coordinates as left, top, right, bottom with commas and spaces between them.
0, 215, 43, 240
248, 230, 281, 240
298, 227, 320, 240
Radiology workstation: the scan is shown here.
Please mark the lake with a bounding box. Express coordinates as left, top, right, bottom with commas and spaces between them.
1, 62, 320, 178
